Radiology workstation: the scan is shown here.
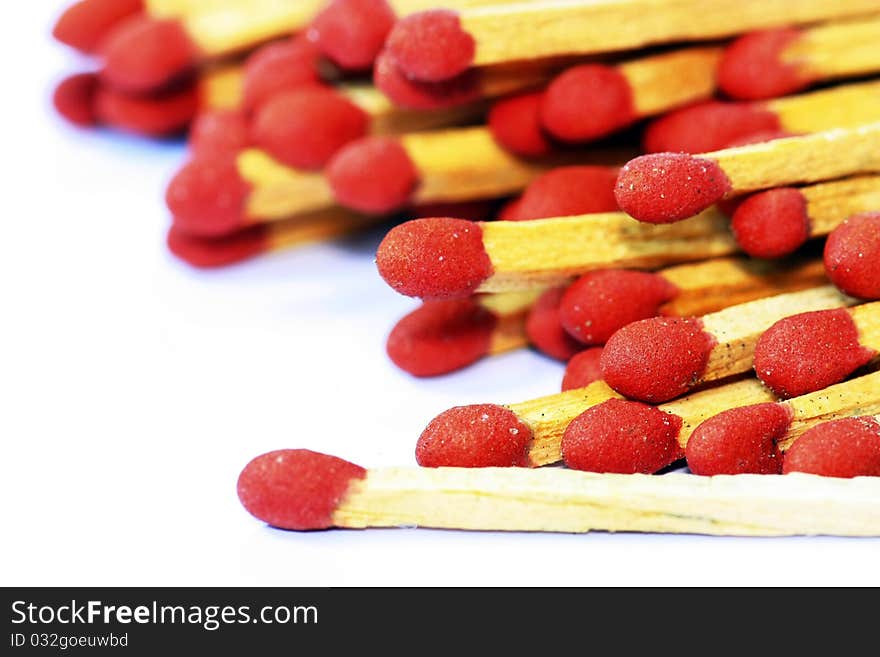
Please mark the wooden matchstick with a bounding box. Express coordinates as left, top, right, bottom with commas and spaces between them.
685, 371, 880, 474
719, 14, 880, 99
616, 123, 880, 224
237, 448, 880, 535
384, 0, 880, 82
600, 285, 858, 403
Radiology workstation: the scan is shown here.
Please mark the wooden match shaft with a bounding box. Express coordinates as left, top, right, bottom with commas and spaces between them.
708, 123, 880, 194
624, 46, 722, 117
767, 80, 880, 133
265, 208, 383, 252
457, 0, 880, 70
478, 289, 544, 354
698, 286, 858, 383
239, 127, 630, 220
332, 467, 880, 535
801, 175, 880, 236
778, 371, 880, 450
512, 377, 775, 466
197, 63, 244, 111
658, 256, 827, 317
781, 14, 880, 80
849, 303, 880, 353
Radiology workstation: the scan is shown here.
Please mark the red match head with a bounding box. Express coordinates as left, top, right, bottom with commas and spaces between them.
562, 399, 684, 474
540, 64, 635, 142
376, 217, 492, 299
53, 73, 99, 128
754, 308, 876, 399
241, 37, 322, 112
373, 49, 481, 110
251, 88, 369, 170
824, 212, 880, 300
52, 0, 143, 54
614, 153, 732, 224
188, 110, 250, 159
416, 404, 534, 467
327, 136, 419, 214
642, 101, 781, 154
685, 403, 791, 475
524, 287, 583, 362
237, 449, 366, 530
488, 91, 555, 158
308, 0, 396, 71
717, 29, 809, 100
783, 416, 880, 478
386, 299, 497, 377
601, 316, 715, 402
93, 84, 198, 137
165, 156, 252, 237
166, 224, 269, 268
511, 166, 619, 221
730, 187, 810, 258
386, 10, 475, 82
99, 15, 198, 94
561, 347, 604, 392
559, 270, 679, 345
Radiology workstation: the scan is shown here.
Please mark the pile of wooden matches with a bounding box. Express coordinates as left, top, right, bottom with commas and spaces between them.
53, 0, 880, 536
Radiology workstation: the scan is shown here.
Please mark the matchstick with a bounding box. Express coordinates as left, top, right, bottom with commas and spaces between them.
824, 212, 880, 300
783, 415, 880, 477
415, 375, 775, 469
167, 127, 629, 237
719, 14, 880, 100
615, 123, 880, 224
383, 0, 880, 82
685, 371, 880, 474
753, 303, 880, 398
167, 207, 380, 268
731, 176, 880, 259
387, 290, 543, 377
644, 79, 880, 153
236, 448, 880, 535
599, 285, 858, 403
376, 172, 867, 299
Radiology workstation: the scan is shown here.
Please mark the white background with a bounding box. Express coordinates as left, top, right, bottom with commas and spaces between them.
3, 2, 878, 586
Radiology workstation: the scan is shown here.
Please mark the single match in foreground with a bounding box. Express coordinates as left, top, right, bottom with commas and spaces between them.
237, 449, 880, 536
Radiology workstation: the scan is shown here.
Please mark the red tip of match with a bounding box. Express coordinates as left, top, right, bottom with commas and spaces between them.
686, 403, 791, 475
754, 308, 876, 399
559, 270, 679, 345
241, 37, 322, 112
642, 101, 781, 154
166, 156, 252, 237
614, 153, 732, 224
252, 88, 369, 170
824, 212, 880, 300
386, 299, 496, 376
309, 0, 396, 71
93, 84, 198, 136
386, 10, 475, 82
783, 417, 880, 478
509, 166, 619, 221
601, 317, 715, 402
53, 73, 99, 128
52, 0, 143, 54
488, 91, 555, 158
562, 399, 684, 474
237, 449, 366, 530
189, 110, 250, 159
525, 287, 583, 362
166, 224, 269, 268
561, 347, 604, 391
718, 29, 809, 100
373, 49, 481, 110
376, 217, 492, 299
540, 64, 636, 142
327, 137, 419, 214
100, 16, 198, 94
731, 188, 810, 258
416, 404, 534, 467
